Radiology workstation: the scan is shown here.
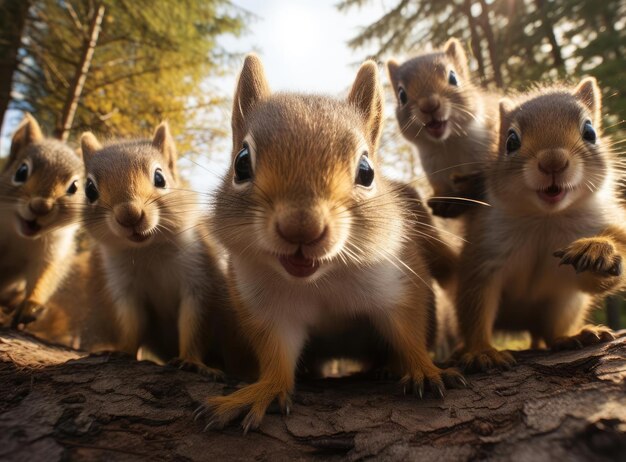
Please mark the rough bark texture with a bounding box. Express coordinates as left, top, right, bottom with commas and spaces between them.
0, 329, 625, 462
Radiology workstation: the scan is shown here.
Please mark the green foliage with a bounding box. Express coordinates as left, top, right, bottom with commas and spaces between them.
12, 0, 245, 153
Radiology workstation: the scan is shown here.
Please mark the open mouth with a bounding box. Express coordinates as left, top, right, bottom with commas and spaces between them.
18, 217, 42, 237
129, 231, 152, 243
537, 184, 566, 204
425, 120, 447, 138
279, 248, 319, 278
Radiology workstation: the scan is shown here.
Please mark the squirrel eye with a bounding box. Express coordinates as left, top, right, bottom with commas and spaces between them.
582, 120, 596, 144
154, 168, 166, 188
397, 86, 408, 106
234, 143, 253, 183
505, 129, 521, 154
13, 163, 29, 184
448, 70, 458, 86
355, 154, 375, 188
85, 179, 99, 203
66, 180, 78, 195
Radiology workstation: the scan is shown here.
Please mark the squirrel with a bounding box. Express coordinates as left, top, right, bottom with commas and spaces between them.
79, 122, 236, 377
454, 77, 626, 372
387, 38, 497, 218
0, 114, 83, 328
196, 54, 466, 433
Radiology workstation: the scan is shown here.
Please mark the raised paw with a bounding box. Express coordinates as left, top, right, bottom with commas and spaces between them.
552, 326, 615, 351
168, 357, 224, 381
456, 347, 516, 374
401, 365, 467, 399
10, 299, 46, 329
554, 238, 622, 277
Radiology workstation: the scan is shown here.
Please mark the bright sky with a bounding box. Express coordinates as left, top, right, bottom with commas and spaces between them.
0, 0, 390, 191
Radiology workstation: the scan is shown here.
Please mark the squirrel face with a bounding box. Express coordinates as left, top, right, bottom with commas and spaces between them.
214, 55, 404, 282
490, 78, 607, 214
80, 123, 190, 249
388, 38, 477, 142
0, 114, 83, 239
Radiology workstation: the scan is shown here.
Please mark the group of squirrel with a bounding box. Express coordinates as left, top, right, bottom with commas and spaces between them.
0, 37, 624, 433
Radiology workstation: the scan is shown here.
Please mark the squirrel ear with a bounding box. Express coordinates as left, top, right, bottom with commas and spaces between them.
8, 113, 43, 166
152, 121, 178, 180
80, 132, 102, 161
387, 59, 400, 90
348, 60, 384, 149
573, 77, 601, 126
232, 54, 270, 152
498, 98, 516, 148
444, 38, 469, 77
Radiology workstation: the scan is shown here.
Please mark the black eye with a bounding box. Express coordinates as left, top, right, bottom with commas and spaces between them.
355, 154, 375, 187
14, 163, 28, 183
154, 168, 166, 188
505, 129, 521, 154
398, 87, 408, 106
582, 120, 596, 144
85, 179, 99, 203
448, 70, 458, 86
234, 143, 253, 183
67, 180, 78, 195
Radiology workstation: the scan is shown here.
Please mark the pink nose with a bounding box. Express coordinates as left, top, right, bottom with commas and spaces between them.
276, 209, 327, 245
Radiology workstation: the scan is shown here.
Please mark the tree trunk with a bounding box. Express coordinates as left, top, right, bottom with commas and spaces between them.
0, 0, 30, 132
461, 0, 487, 86
477, 0, 504, 88
534, 0, 565, 74
53, 4, 105, 142
1, 329, 625, 461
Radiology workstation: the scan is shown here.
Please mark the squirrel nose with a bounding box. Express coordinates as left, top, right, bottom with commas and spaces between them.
114, 202, 145, 228
276, 208, 327, 246
418, 95, 441, 114
538, 150, 569, 175
29, 197, 54, 217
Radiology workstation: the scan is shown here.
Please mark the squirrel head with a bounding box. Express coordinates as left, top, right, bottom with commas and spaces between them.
490, 77, 609, 214
1, 114, 83, 239
80, 122, 191, 249
387, 38, 478, 142
214, 54, 405, 282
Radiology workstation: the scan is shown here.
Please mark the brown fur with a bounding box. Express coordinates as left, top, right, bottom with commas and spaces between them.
455, 78, 626, 372
199, 55, 466, 433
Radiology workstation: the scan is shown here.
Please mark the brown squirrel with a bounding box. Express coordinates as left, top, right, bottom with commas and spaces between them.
387, 38, 497, 218
79, 123, 236, 376
0, 114, 83, 327
196, 55, 466, 433
454, 77, 626, 372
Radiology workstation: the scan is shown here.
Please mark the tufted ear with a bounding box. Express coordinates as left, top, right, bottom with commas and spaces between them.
444, 38, 470, 79
152, 121, 178, 180
80, 132, 102, 162
232, 54, 271, 155
386, 59, 401, 92
348, 60, 384, 150
573, 77, 601, 128
6, 114, 43, 170
498, 98, 517, 153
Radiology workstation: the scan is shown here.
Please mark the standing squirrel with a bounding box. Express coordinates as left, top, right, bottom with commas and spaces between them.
387, 38, 497, 218
454, 77, 626, 372
197, 55, 466, 433
0, 114, 83, 327
79, 123, 232, 376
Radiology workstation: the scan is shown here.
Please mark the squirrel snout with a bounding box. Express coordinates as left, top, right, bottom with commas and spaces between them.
114, 203, 145, 228
275, 209, 328, 246
418, 95, 441, 115
29, 197, 54, 217
537, 150, 569, 175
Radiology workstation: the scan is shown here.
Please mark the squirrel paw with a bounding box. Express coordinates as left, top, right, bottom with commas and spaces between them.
168, 357, 224, 381
195, 382, 290, 434
455, 347, 516, 373
401, 365, 467, 399
554, 238, 622, 277
10, 299, 46, 329
551, 326, 615, 351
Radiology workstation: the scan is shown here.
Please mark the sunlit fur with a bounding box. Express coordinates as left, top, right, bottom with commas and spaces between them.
387, 38, 497, 205
80, 124, 231, 373
0, 114, 83, 319
202, 55, 465, 433
455, 78, 626, 371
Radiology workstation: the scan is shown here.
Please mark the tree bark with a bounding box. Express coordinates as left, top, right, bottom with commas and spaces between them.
0, 0, 30, 131
461, 0, 487, 86
534, 0, 565, 74
476, 0, 504, 88
53, 4, 105, 142
1, 329, 625, 461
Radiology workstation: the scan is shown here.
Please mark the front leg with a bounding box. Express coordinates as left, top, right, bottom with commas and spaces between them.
197, 319, 303, 433
113, 296, 145, 358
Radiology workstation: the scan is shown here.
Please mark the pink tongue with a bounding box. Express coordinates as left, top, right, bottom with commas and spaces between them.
279, 249, 319, 278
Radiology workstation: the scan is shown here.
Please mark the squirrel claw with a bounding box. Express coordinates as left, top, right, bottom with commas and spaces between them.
552, 326, 615, 352
456, 348, 516, 374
